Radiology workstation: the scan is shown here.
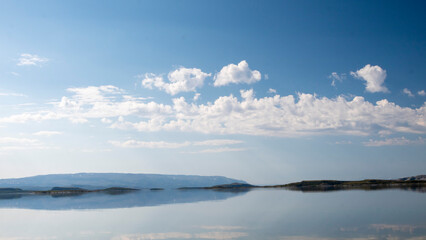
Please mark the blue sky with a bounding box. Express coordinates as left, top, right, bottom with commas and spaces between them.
0, 0, 425, 184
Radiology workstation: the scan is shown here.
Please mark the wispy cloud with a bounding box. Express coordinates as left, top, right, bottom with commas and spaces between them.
112, 231, 248, 240
193, 139, 243, 146
186, 147, 247, 154
329, 72, 346, 87
200, 226, 246, 231
335, 140, 352, 145
268, 88, 276, 94
418, 90, 426, 96
33, 131, 63, 137
0, 92, 26, 97
193, 93, 201, 101
109, 139, 244, 151
363, 137, 424, 147
369, 224, 425, 233
110, 140, 191, 149
17, 53, 49, 66
403, 88, 414, 97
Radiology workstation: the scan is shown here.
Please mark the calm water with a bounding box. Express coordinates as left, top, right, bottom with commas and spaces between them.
0, 189, 425, 240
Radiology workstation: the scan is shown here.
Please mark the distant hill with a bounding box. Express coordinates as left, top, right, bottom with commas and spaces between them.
0, 173, 246, 190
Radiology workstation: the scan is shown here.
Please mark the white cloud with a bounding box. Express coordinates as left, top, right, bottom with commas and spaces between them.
213, 60, 261, 87
418, 90, 426, 96
351, 64, 389, 93
17, 53, 49, 66
141, 67, 211, 95
193, 93, 201, 101
363, 137, 424, 147
1, 85, 426, 138
113, 90, 426, 137
268, 88, 277, 94
33, 131, 63, 137
403, 88, 414, 97
329, 72, 346, 86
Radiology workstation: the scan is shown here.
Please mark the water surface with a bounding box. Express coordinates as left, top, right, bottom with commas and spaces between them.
0, 189, 425, 240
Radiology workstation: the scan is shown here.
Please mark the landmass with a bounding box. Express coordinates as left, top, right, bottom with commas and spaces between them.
0, 174, 425, 198
0, 173, 246, 190
202, 175, 426, 192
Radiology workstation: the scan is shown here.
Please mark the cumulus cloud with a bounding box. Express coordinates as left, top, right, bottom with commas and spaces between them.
403, 88, 414, 97
351, 64, 389, 93
17, 53, 49, 66
112, 90, 426, 137
1, 85, 425, 138
329, 72, 346, 87
141, 67, 211, 95
363, 137, 424, 147
418, 90, 426, 96
213, 60, 261, 86
33, 131, 63, 137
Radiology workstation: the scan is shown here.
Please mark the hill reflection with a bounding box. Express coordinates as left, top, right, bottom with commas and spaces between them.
0, 189, 249, 210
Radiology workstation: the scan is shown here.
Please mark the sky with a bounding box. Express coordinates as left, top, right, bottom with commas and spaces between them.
0, 0, 425, 184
